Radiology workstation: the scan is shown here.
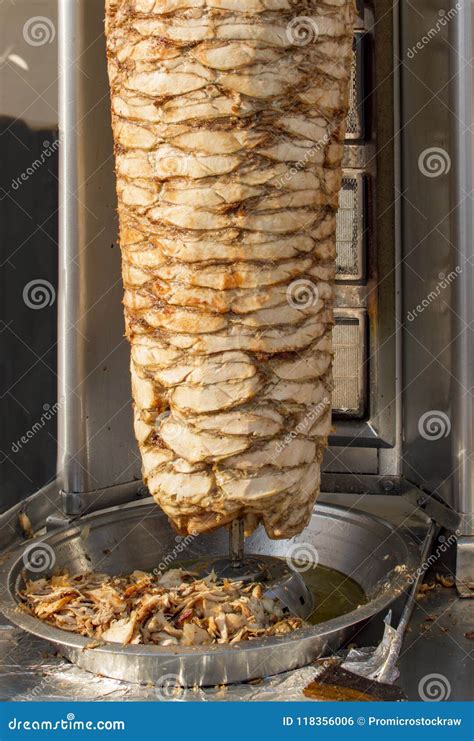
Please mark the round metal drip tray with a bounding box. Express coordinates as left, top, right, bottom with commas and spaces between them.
0, 502, 418, 687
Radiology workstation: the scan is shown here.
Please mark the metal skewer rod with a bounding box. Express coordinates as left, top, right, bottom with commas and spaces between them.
229, 517, 245, 568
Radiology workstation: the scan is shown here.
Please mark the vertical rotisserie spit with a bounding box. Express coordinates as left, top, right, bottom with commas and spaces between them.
105, 0, 355, 538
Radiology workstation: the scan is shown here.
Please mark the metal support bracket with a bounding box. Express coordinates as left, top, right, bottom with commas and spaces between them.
60, 481, 147, 517
403, 485, 472, 598
402, 484, 461, 533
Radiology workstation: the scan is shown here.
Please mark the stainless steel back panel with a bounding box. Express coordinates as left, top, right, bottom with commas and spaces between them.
58, 0, 141, 506
327, 0, 399, 467
399, 0, 474, 524
451, 1, 474, 542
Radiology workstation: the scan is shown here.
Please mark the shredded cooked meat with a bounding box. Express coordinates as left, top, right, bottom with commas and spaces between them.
20, 569, 302, 645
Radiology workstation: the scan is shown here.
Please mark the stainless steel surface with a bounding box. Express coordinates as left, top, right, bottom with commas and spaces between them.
60, 480, 145, 517
327, 0, 474, 507
229, 518, 244, 567
455, 537, 474, 597
324, 0, 400, 465
0, 481, 59, 555
451, 0, 474, 564
263, 569, 315, 621
1, 578, 470, 701
203, 517, 315, 620
399, 0, 474, 572
400, 0, 459, 511
201, 518, 315, 620
323, 449, 378, 476
364, 0, 399, 459
403, 488, 461, 534
58, 0, 140, 503
0, 502, 419, 686
377, 521, 438, 683
198, 553, 315, 620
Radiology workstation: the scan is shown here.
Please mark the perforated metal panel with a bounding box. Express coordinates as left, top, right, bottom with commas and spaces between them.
332, 310, 366, 417
336, 172, 365, 280
345, 31, 365, 140
333, 27, 368, 420
326, 1, 400, 482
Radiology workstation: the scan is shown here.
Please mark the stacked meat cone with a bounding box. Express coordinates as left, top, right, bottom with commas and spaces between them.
105, 0, 355, 538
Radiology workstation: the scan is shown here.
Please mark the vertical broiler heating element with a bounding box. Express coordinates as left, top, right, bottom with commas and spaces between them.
105, 0, 356, 539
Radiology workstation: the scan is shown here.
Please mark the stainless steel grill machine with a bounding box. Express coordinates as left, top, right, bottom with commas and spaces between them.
0, 0, 473, 688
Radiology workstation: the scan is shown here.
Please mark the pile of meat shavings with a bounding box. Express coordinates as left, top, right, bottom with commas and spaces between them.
20, 568, 302, 646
